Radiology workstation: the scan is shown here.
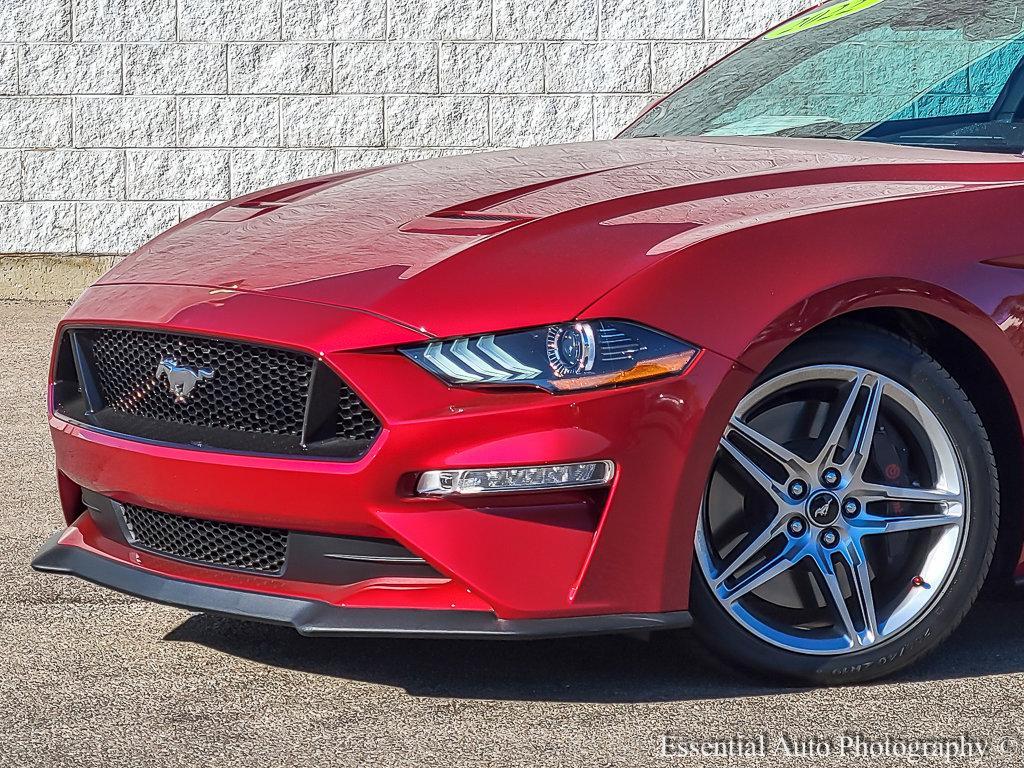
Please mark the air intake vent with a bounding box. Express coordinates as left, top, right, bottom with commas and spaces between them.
120, 503, 288, 575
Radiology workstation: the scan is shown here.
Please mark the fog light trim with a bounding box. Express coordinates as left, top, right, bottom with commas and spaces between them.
417, 461, 615, 496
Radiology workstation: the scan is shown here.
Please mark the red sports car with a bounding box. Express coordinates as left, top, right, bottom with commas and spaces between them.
33, 0, 1024, 684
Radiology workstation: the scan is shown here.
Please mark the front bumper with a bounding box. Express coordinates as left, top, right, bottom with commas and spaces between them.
40, 283, 745, 631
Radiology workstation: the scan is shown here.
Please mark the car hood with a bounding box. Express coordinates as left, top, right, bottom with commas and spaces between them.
101, 137, 1017, 338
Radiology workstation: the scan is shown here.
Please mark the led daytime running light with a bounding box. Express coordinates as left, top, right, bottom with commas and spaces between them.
417, 461, 615, 496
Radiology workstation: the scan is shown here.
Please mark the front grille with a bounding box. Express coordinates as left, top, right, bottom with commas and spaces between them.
54, 327, 381, 458
120, 503, 288, 575
91, 328, 312, 435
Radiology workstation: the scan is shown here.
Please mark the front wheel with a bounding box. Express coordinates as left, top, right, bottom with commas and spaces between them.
691, 325, 999, 684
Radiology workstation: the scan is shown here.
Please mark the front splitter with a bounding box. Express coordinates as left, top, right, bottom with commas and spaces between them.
32, 531, 693, 639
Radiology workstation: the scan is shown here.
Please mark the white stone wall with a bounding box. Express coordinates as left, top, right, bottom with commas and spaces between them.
0, 0, 807, 256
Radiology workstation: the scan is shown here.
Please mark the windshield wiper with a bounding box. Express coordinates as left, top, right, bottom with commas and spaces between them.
778, 134, 852, 140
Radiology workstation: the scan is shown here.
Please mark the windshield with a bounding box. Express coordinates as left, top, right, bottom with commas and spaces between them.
623, 0, 1024, 153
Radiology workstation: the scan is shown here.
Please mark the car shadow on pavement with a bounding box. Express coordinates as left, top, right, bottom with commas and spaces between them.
164, 593, 1024, 703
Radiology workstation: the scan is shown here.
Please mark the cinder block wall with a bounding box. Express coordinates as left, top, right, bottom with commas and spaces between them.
0, 0, 807, 258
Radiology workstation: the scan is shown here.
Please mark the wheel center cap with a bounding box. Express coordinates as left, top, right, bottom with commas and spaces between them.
806, 491, 841, 527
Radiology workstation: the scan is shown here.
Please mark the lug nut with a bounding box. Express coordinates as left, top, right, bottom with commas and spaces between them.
843, 498, 860, 517
788, 517, 807, 536
788, 480, 807, 499
821, 528, 840, 548
821, 468, 841, 488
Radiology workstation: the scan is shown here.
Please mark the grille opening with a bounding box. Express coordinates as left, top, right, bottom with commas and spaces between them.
54, 327, 381, 458
120, 503, 288, 575
90, 328, 313, 436
83, 489, 445, 584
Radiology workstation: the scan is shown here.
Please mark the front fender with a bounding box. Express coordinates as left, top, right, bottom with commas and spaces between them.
581, 185, 1024, 580
582, 181, 1024, 397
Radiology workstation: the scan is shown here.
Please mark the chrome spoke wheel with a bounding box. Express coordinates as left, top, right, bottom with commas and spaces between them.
695, 365, 968, 656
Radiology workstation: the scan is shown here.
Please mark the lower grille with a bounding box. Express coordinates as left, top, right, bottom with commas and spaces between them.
120, 503, 288, 575
83, 490, 443, 584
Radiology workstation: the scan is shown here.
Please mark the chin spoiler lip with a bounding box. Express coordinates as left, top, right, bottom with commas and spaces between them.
401, 320, 700, 393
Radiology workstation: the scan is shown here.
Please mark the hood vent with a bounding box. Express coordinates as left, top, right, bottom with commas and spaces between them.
401, 209, 536, 236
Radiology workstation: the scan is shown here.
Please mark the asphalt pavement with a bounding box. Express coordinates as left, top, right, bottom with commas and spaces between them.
5, 299, 1024, 768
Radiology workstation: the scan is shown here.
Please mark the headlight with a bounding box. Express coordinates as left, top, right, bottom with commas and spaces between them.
401, 320, 699, 392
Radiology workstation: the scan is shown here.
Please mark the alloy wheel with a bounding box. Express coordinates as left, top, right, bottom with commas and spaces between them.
695, 365, 968, 656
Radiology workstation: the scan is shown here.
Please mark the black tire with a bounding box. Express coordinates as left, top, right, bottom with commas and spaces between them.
690, 324, 1000, 685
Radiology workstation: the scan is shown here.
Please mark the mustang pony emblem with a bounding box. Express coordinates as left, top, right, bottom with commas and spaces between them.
155, 357, 215, 403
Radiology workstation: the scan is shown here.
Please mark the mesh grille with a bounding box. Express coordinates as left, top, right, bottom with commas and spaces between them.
335, 385, 382, 441
121, 503, 288, 574
91, 328, 312, 435
81, 328, 380, 444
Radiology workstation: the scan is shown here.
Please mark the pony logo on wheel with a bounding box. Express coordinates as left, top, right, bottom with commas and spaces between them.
155, 357, 215, 403
808, 491, 841, 526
